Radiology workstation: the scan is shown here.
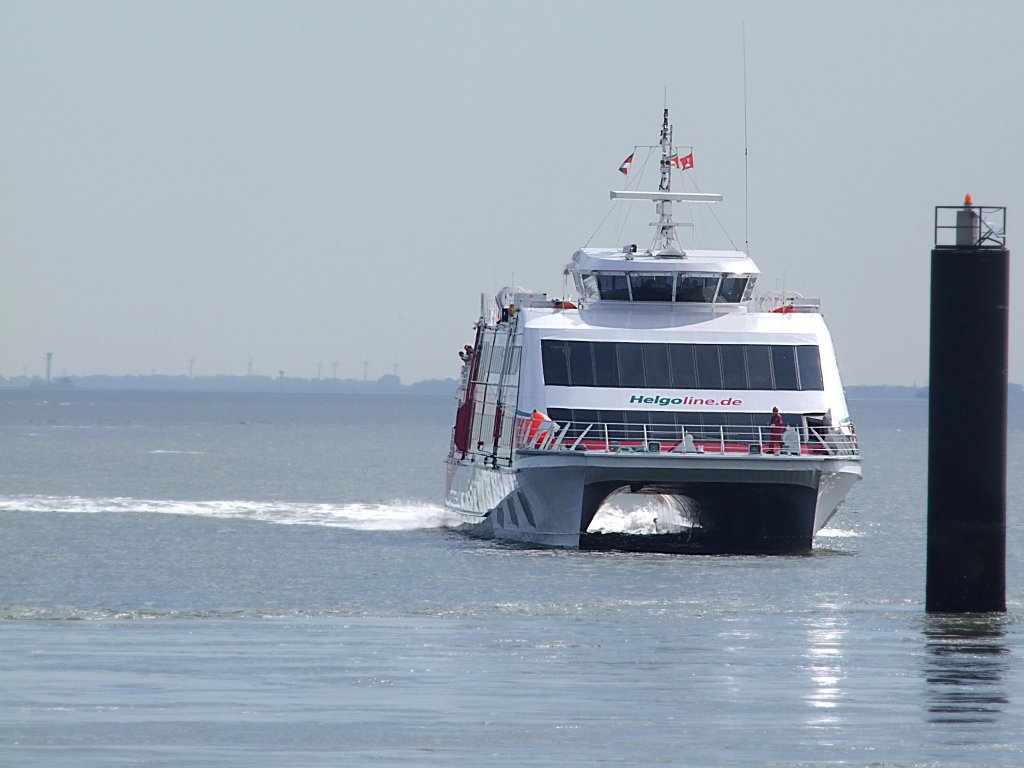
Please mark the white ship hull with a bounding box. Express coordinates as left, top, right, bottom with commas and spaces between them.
444, 108, 861, 555
446, 451, 861, 553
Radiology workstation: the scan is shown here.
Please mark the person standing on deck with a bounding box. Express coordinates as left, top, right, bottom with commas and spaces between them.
767, 406, 784, 454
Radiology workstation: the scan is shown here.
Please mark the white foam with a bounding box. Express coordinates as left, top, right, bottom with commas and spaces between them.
0, 494, 864, 538
589, 503, 660, 534
815, 527, 864, 538
0, 495, 449, 531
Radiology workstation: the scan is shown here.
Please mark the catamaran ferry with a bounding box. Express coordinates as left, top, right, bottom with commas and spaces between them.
445, 110, 861, 553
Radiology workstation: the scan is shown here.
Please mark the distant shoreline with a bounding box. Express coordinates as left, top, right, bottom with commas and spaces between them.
4, 377, 1022, 402
1, 373, 457, 395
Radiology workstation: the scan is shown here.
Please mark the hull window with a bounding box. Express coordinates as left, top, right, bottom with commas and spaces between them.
548, 408, 804, 443
771, 346, 798, 390
541, 340, 570, 386
541, 340, 824, 392
695, 345, 723, 389
745, 345, 773, 389
797, 345, 824, 390
669, 344, 697, 388
642, 344, 672, 388
593, 342, 619, 386
617, 344, 645, 388
720, 345, 747, 389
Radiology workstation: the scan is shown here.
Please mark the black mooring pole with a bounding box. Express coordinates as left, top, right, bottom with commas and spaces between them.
926, 198, 1008, 613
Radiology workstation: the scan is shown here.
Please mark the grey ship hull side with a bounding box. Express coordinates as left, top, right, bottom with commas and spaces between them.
445, 453, 861, 554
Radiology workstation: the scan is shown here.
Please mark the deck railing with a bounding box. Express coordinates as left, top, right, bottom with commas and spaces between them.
516, 417, 859, 458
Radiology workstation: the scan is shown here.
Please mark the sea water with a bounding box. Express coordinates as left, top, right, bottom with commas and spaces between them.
1, 390, 1022, 766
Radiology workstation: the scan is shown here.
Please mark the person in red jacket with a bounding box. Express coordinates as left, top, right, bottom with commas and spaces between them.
767, 406, 784, 454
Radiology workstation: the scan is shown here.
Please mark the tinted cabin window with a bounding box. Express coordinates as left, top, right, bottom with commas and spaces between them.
617, 343, 645, 387
771, 346, 798, 390
742, 277, 757, 302
717, 276, 747, 303
567, 341, 594, 386
624, 409, 650, 439
629, 273, 674, 302
548, 408, 571, 423
797, 345, 824, 390
676, 275, 719, 302
593, 342, 618, 387
541, 341, 824, 391
642, 343, 672, 388
720, 345, 747, 389
745, 345, 773, 389
669, 344, 697, 388
695, 345, 722, 388
540, 340, 569, 386
596, 274, 631, 300
549, 409, 800, 443
604, 410, 627, 440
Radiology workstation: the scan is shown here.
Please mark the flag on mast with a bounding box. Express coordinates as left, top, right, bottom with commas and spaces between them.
618, 153, 634, 175
676, 152, 694, 170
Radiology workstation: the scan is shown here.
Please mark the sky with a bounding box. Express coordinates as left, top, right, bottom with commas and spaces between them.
2, 0, 1022, 385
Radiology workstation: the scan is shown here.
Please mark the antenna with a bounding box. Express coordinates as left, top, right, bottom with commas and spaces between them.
742, 22, 750, 255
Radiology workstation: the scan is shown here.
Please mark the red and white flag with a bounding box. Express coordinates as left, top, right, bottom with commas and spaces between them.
678, 152, 694, 170
618, 153, 634, 175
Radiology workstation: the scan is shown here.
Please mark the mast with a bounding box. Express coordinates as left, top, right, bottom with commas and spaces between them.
658, 108, 672, 193
654, 109, 679, 253
609, 109, 721, 256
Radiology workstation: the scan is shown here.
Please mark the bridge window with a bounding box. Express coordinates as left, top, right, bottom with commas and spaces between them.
717, 276, 748, 303
580, 271, 753, 302
629, 273, 675, 301
676, 275, 720, 302
596, 273, 631, 300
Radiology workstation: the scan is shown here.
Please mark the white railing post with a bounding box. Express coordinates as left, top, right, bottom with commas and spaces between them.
570, 423, 594, 451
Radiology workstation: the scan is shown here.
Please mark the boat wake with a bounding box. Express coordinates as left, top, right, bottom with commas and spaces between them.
0, 495, 863, 539
0, 495, 450, 531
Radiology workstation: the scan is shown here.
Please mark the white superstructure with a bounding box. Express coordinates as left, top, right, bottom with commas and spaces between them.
445, 110, 861, 553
